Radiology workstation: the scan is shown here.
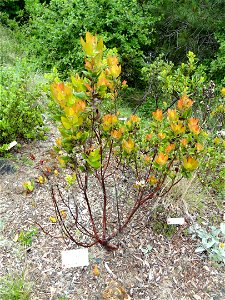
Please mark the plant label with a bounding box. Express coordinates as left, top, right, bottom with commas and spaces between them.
7, 141, 17, 150
167, 217, 185, 225
61, 248, 89, 268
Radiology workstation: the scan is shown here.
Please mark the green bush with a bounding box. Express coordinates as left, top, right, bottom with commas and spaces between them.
0, 61, 47, 152
140, 51, 206, 114
21, 0, 157, 85
150, 0, 225, 66
0, 0, 25, 21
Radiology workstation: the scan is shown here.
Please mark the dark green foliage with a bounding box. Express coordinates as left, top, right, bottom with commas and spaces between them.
210, 36, 225, 83
21, 0, 157, 85
0, 0, 25, 20
150, 0, 225, 66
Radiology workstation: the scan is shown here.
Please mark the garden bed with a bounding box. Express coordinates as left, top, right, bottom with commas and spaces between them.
0, 124, 225, 300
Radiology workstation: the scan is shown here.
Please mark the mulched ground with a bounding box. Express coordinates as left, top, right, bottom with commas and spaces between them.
0, 123, 225, 300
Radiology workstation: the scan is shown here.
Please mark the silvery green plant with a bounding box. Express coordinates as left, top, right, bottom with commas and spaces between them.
189, 223, 225, 263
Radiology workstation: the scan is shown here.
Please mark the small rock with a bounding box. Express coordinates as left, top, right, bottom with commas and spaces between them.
0, 159, 16, 175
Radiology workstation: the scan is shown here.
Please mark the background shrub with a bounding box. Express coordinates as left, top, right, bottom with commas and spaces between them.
0, 61, 47, 149
21, 0, 157, 85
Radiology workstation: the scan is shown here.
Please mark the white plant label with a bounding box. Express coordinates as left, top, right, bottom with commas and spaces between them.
167, 217, 185, 225
7, 141, 17, 150
61, 248, 89, 268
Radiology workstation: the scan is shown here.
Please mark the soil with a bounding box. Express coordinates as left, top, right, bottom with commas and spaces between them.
0, 122, 225, 300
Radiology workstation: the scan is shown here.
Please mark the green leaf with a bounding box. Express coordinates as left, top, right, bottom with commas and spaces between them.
74, 92, 87, 100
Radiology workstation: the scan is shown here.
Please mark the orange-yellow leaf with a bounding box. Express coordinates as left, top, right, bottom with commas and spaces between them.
93, 264, 100, 277
158, 132, 166, 139
107, 55, 119, 67
183, 157, 199, 171
181, 138, 188, 146
129, 115, 140, 123
122, 139, 135, 153
170, 121, 186, 134
152, 109, 163, 121
109, 65, 121, 78
146, 133, 153, 140
111, 129, 122, 139
148, 175, 158, 185
102, 114, 118, 131
166, 143, 175, 152
195, 143, 204, 152
177, 95, 193, 110
155, 152, 168, 165
188, 118, 200, 134
144, 155, 151, 163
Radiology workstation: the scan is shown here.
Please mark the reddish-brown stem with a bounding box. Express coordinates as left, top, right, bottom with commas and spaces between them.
103, 140, 113, 177
83, 172, 100, 240
100, 145, 108, 241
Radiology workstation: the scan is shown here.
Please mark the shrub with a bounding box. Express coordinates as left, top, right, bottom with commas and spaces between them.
0, 61, 47, 153
140, 52, 207, 116
21, 0, 157, 85
49, 32, 208, 250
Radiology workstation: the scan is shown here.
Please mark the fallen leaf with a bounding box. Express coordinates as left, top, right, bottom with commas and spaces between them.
49, 216, 57, 223
93, 264, 100, 277
29, 153, 36, 160
13, 233, 19, 242
60, 210, 67, 219
102, 280, 131, 300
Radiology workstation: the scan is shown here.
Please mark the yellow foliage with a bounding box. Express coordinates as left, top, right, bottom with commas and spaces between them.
148, 175, 158, 185
183, 156, 199, 171
170, 121, 186, 134
158, 132, 166, 139
167, 109, 178, 121
129, 114, 140, 123
122, 138, 135, 153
